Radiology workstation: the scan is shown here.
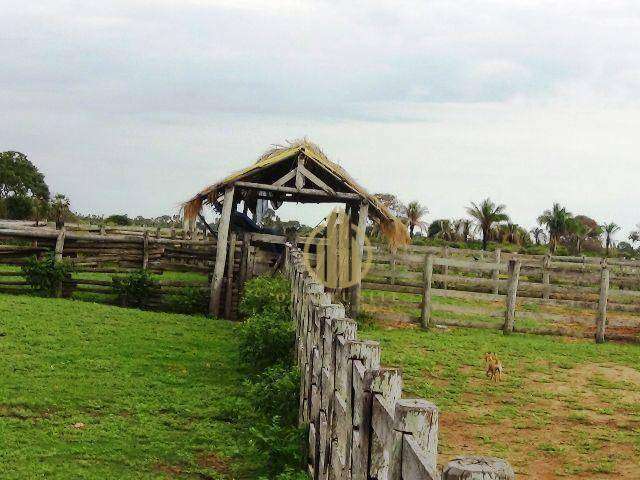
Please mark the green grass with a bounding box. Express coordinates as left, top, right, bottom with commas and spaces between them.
359, 322, 640, 476
0, 293, 259, 479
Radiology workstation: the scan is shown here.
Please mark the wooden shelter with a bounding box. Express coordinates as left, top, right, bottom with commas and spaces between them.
183, 139, 409, 317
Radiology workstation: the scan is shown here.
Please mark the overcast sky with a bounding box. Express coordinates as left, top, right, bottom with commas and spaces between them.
2, 0, 639, 240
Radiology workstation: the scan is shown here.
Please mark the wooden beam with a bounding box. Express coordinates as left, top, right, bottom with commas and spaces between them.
298, 163, 336, 196
209, 186, 235, 317
198, 212, 217, 238
349, 201, 368, 316
274, 168, 297, 187
224, 232, 237, 319
235, 181, 360, 200
295, 155, 305, 190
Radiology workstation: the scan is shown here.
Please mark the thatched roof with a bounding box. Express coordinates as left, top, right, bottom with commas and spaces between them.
183, 139, 409, 246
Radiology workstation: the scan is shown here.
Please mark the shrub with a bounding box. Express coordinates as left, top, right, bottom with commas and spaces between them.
239, 274, 290, 317
166, 286, 208, 314
105, 214, 131, 226
22, 253, 74, 297
6, 195, 34, 220
112, 270, 156, 308
251, 417, 307, 477
246, 364, 300, 424
239, 310, 295, 373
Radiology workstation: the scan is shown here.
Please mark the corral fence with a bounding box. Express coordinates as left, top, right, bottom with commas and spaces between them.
286, 244, 516, 480
363, 244, 640, 342
0, 222, 289, 318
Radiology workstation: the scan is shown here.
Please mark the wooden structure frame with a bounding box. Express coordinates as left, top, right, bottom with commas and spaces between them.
183, 140, 409, 318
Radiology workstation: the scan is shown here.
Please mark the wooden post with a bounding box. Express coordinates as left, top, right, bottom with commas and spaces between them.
390, 246, 397, 285
54, 228, 66, 262
443, 245, 449, 290
142, 231, 149, 270
542, 254, 551, 300
238, 232, 250, 293
156, 226, 161, 239
420, 254, 434, 329
350, 202, 368, 317
100, 225, 106, 236
503, 259, 521, 334
224, 232, 237, 319
595, 261, 610, 344
54, 228, 66, 298
443, 456, 515, 480
492, 248, 501, 295
209, 186, 235, 317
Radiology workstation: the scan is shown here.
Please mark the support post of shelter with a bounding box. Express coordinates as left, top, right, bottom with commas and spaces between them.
350, 201, 368, 317
209, 186, 235, 317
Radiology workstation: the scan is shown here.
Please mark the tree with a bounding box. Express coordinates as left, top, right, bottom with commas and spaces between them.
373, 193, 405, 218
537, 203, 573, 254
404, 201, 428, 237
0, 151, 50, 200
466, 198, 509, 250
5, 195, 33, 220
601, 222, 621, 257
454, 219, 472, 243
50, 194, 70, 229
530, 227, 547, 245
106, 214, 132, 226
629, 227, 640, 246
32, 197, 50, 226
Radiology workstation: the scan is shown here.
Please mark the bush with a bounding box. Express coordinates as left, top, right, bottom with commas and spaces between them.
5, 195, 34, 220
251, 417, 307, 477
105, 214, 131, 226
22, 253, 74, 297
166, 286, 209, 314
246, 365, 300, 424
239, 274, 290, 317
112, 270, 156, 308
239, 311, 295, 373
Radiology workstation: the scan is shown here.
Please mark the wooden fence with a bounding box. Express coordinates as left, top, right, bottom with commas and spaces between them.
0, 226, 290, 319
286, 245, 515, 480
362, 244, 640, 341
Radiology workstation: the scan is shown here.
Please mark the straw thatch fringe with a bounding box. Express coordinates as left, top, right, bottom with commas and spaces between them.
183, 139, 410, 247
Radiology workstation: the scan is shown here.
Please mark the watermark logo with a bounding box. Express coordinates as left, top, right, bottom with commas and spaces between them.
303, 209, 372, 289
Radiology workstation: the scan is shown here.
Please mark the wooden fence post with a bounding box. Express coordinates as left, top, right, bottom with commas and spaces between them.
443, 456, 515, 480
224, 232, 237, 319
595, 260, 610, 344
542, 254, 551, 300
142, 231, 149, 270
492, 248, 501, 295
209, 186, 235, 317
503, 259, 521, 334
54, 228, 66, 262
443, 246, 449, 290
421, 254, 434, 329
54, 228, 66, 298
390, 246, 397, 285
350, 201, 368, 317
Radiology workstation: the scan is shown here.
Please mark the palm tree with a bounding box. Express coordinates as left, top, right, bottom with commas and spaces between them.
537, 203, 573, 254
454, 219, 472, 243
629, 230, 640, 245
404, 201, 428, 237
50, 193, 70, 230
601, 222, 621, 257
530, 227, 547, 245
466, 198, 509, 250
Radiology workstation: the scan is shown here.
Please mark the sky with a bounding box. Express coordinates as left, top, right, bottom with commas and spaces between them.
1, 0, 639, 241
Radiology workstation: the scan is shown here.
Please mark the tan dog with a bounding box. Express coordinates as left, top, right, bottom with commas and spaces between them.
484, 352, 504, 382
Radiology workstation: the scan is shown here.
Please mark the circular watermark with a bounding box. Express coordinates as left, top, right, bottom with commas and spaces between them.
302, 209, 372, 290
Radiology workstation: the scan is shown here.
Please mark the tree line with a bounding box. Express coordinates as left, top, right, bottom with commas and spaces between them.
374, 193, 637, 258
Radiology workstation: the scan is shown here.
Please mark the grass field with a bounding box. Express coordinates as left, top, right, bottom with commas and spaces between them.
0, 293, 260, 479
361, 292, 640, 479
